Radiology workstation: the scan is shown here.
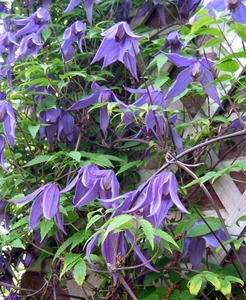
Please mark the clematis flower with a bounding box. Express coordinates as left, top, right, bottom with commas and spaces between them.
14, 7, 50, 38
0, 200, 9, 230
9, 183, 66, 233
202, 0, 246, 24
60, 21, 86, 62
0, 92, 16, 148
156, 31, 184, 54
115, 0, 133, 21
60, 164, 120, 209
179, 220, 226, 268
164, 53, 221, 107
134, 0, 166, 26
178, 0, 201, 19
15, 34, 42, 61
0, 32, 19, 65
91, 21, 143, 80
0, 135, 8, 172
63, 0, 100, 25
68, 82, 121, 135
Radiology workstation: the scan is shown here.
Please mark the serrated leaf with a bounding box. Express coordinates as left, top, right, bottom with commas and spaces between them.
220, 278, 231, 296
140, 219, 154, 250
73, 259, 86, 286
60, 253, 81, 277
203, 272, 221, 290
188, 275, 203, 296
11, 238, 25, 249
40, 219, 54, 241
9, 216, 29, 231
23, 155, 52, 167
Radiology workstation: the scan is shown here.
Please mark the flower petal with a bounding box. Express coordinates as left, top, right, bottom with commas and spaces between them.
165, 53, 197, 67
200, 68, 221, 107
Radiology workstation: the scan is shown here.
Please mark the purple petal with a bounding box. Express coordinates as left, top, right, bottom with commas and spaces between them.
134, 0, 152, 21
156, 3, 166, 26
54, 211, 66, 234
68, 92, 99, 110
165, 67, 192, 100
84, 0, 94, 25
42, 184, 60, 219
86, 234, 100, 263
100, 105, 110, 135
29, 195, 43, 230
63, 0, 81, 13
91, 39, 118, 65
189, 237, 206, 269
73, 181, 101, 209
169, 173, 189, 214
200, 68, 221, 107
179, 237, 191, 261
9, 185, 46, 204
231, 2, 246, 24
165, 53, 197, 67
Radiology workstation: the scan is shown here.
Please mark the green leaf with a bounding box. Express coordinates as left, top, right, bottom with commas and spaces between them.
147, 54, 168, 74
23, 155, 52, 167
11, 238, 25, 249
140, 219, 154, 250
216, 60, 240, 73
40, 219, 54, 241
230, 23, 246, 41
9, 216, 29, 231
199, 37, 224, 49
67, 151, 81, 162
220, 278, 231, 296
236, 215, 246, 226
224, 275, 244, 286
28, 125, 41, 139
203, 272, 221, 291
188, 275, 203, 295
104, 214, 133, 233
73, 259, 87, 286
116, 160, 141, 175
60, 253, 81, 277
191, 15, 215, 34
153, 229, 178, 248
187, 220, 222, 238
195, 27, 222, 37
86, 214, 102, 231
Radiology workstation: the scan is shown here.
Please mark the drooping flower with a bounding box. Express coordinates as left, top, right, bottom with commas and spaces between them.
15, 34, 43, 61
68, 82, 121, 135
0, 32, 19, 65
202, 0, 246, 24
0, 200, 9, 230
115, 0, 133, 21
9, 183, 66, 234
0, 92, 16, 148
134, 0, 166, 26
60, 164, 120, 209
60, 21, 86, 62
179, 220, 227, 268
164, 53, 221, 107
178, 0, 202, 19
91, 22, 143, 80
63, 0, 100, 25
14, 7, 50, 38
156, 31, 184, 54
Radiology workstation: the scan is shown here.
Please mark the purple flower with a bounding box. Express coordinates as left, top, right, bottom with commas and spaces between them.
156, 31, 184, 54
63, 0, 100, 25
164, 53, 221, 107
91, 22, 143, 80
68, 82, 121, 135
202, 0, 246, 24
60, 164, 120, 209
179, 220, 226, 268
14, 7, 50, 38
0, 135, 8, 172
0, 32, 19, 65
134, 0, 166, 26
0, 92, 16, 148
9, 183, 66, 234
178, 0, 202, 19
15, 34, 42, 61
61, 21, 86, 62
115, 0, 133, 21
0, 200, 9, 230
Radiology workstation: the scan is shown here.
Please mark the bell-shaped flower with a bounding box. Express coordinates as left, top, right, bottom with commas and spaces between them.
57, 111, 77, 146
134, 0, 166, 26
63, 0, 100, 25
0, 92, 16, 148
115, 0, 132, 21
15, 33, 42, 61
9, 183, 65, 234
14, 7, 50, 38
179, 220, 227, 268
91, 21, 143, 80
61, 21, 86, 62
0, 32, 19, 65
68, 82, 121, 135
156, 31, 184, 54
60, 164, 120, 209
164, 53, 221, 107
0, 135, 8, 172
178, 0, 201, 19
202, 0, 246, 24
